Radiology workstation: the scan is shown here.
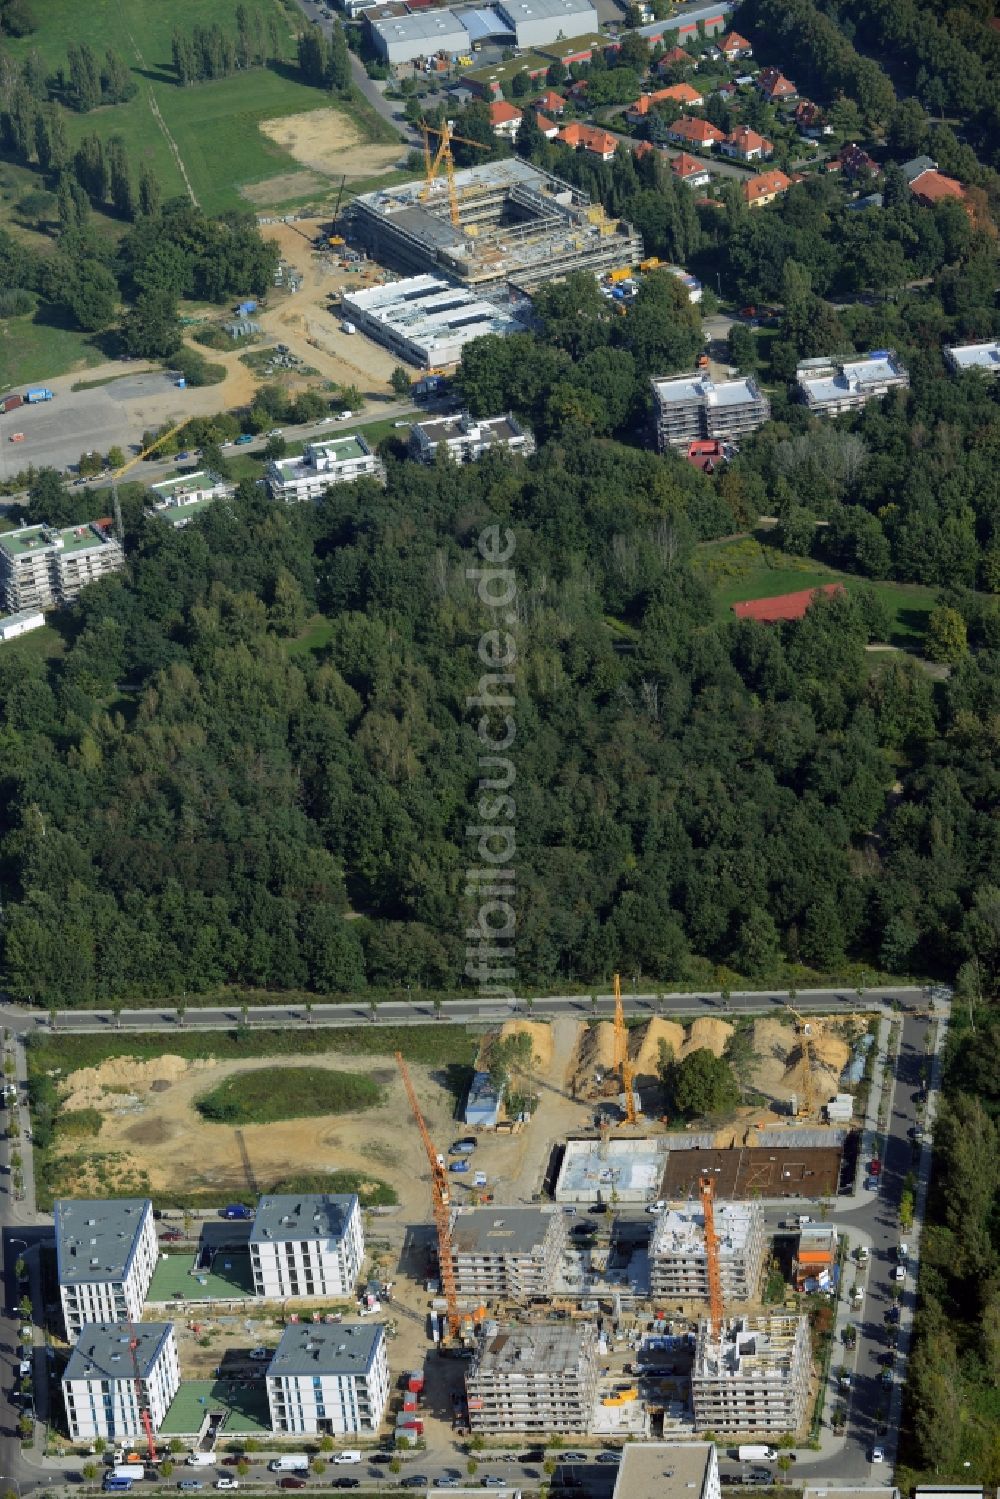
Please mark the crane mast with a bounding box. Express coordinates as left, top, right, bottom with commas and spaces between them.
125, 1319, 158, 1463
783, 1002, 816, 1118
395, 1051, 460, 1336
700, 1175, 724, 1339
613, 972, 637, 1125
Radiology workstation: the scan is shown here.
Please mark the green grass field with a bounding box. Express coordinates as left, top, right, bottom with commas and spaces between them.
159, 1378, 271, 1436
1, 0, 377, 216
147, 1247, 256, 1304
698, 539, 940, 648
0, 306, 106, 390
195, 1064, 382, 1123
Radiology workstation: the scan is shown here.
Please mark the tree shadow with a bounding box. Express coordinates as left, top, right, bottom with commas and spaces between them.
889, 610, 931, 648
130, 65, 180, 86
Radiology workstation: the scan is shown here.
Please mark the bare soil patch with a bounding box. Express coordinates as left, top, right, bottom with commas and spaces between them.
258, 109, 404, 179
241, 170, 330, 206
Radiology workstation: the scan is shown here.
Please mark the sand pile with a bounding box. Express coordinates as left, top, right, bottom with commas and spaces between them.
631, 1018, 685, 1080
62, 1055, 217, 1111
497, 1020, 553, 1074
747, 1017, 850, 1110
573, 1021, 618, 1091
680, 1017, 733, 1059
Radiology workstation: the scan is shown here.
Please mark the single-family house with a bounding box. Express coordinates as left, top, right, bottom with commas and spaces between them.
656, 45, 692, 72
719, 126, 773, 162
794, 100, 830, 136
838, 141, 879, 177
489, 100, 523, 139
743, 168, 792, 208
665, 115, 725, 150
531, 88, 566, 114
756, 66, 797, 101
557, 121, 619, 160
686, 438, 732, 473
900, 154, 938, 184
671, 151, 712, 187
627, 82, 702, 123
908, 167, 966, 207
718, 30, 752, 59
535, 111, 559, 138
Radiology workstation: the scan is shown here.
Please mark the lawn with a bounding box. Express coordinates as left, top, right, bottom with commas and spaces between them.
159, 1378, 271, 1436
195, 1065, 382, 1124
147, 1248, 256, 1304
0, 305, 106, 391
285, 613, 337, 658
1, 0, 372, 216
0, 623, 67, 665
697, 539, 940, 648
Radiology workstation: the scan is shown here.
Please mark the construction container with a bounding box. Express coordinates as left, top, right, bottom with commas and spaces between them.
407, 1370, 425, 1394
607, 267, 631, 284
0, 394, 23, 413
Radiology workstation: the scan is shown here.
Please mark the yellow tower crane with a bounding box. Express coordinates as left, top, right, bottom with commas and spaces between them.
613, 972, 637, 1126
108, 420, 193, 544
784, 1001, 818, 1119
417, 119, 490, 228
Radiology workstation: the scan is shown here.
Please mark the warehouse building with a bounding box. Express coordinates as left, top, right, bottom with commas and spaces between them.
345, 158, 642, 294
691, 1314, 811, 1435
466, 1322, 600, 1433
612, 1444, 721, 1499
249, 1194, 364, 1300
795, 351, 909, 415
0, 522, 124, 614
62, 1323, 180, 1443
340, 276, 524, 369
149, 472, 230, 527
451, 1206, 567, 1301
265, 435, 384, 501
652, 374, 771, 449
410, 411, 535, 463
370, 7, 470, 63
266, 1322, 389, 1435
944, 340, 1000, 376
495, 0, 598, 48
649, 1200, 765, 1305
56, 1199, 159, 1339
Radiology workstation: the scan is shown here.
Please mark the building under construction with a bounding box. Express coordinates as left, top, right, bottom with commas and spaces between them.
649, 1200, 766, 1305
691, 1314, 811, 1436
660, 1133, 848, 1201
451, 1206, 567, 1302
344, 158, 642, 294
465, 1321, 600, 1433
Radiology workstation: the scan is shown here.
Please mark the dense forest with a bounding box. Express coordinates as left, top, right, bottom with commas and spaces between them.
0, 414, 998, 1006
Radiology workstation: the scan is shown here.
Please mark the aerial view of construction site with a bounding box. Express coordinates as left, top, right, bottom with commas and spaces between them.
3, 976, 943, 1499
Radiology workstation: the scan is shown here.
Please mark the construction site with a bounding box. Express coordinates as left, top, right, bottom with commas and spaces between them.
344, 156, 643, 294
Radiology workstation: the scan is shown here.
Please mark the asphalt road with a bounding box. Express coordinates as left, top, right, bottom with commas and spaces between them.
6, 987, 926, 1036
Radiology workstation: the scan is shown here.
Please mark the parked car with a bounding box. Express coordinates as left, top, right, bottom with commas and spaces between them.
178, 1483, 204, 1491
215, 1482, 239, 1492
400, 1479, 427, 1489
333, 1481, 360, 1489
482, 1479, 507, 1488
518, 1453, 544, 1464
248, 1348, 270, 1360
595, 1453, 622, 1465
870, 1447, 885, 1464
561, 1455, 590, 1464
435, 1480, 460, 1489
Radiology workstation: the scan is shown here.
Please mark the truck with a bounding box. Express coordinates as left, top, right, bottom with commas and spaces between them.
333, 1452, 362, 1466
222, 1203, 253, 1220
236, 300, 257, 316
187, 1455, 215, 1467
738, 1447, 777, 1463
25, 388, 54, 403
113, 1466, 145, 1481
0, 394, 23, 413
268, 1457, 309, 1473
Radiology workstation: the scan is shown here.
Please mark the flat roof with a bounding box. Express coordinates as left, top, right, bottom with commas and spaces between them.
155, 496, 219, 525
456, 5, 515, 40
55, 1198, 151, 1286
557, 1137, 668, 1197
1, 608, 45, 628
343, 276, 523, 353
946, 340, 1000, 372
650, 1200, 758, 1258
661, 1142, 844, 1199
267, 1321, 383, 1378
451, 1206, 561, 1256
797, 351, 907, 403
498, 0, 596, 20
0, 524, 50, 559
64, 1322, 172, 1384
416, 414, 519, 444
250, 1193, 357, 1245
653, 374, 761, 407
373, 8, 468, 40
151, 472, 221, 496
470, 1321, 596, 1376
613, 1444, 717, 1499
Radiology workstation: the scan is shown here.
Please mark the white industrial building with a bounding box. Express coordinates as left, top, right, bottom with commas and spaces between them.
944, 341, 1000, 376
0, 522, 124, 613
149, 472, 230, 527
410, 411, 535, 464
249, 1194, 364, 1300
55, 1199, 159, 1339
495, 0, 598, 48
62, 1323, 180, 1443
371, 8, 470, 63
265, 1321, 389, 1435
340, 276, 524, 368
465, 1322, 600, 1433
265, 435, 383, 502
691, 1314, 811, 1435
649, 1200, 766, 1304
651, 373, 771, 450
795, 351, 909, 415
451, 1206, 567, 1301
0, 608, 44, 641
612, 1444, 722, 1499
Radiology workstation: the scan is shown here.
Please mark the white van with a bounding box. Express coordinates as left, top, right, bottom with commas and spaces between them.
187, 1455, 215, 1467
333, 1452, 361, 1466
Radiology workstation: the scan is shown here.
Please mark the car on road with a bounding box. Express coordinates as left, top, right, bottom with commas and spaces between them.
893, 1266, 905, 1282
864, 1176, 879, 1191
886, 1306, 901, 1323
178, 1483, 204, 1491
399, 1479, 426, 1489
333, 1480, 360, 1489
870, 1447, 885, 1464
588, 1203, 608, 1214
560, 1454, 590, 1463
595, 1452, 622, 1464
435, 1479, 461, 1488
338, 410, 353, 420
881, 1368, 893, 1385
482, 1479, 507, 1488
9, 432, 24, 442
278, 1482, 305, 1491
216, 1482, 239, 1492
517, 1453, 544, 1464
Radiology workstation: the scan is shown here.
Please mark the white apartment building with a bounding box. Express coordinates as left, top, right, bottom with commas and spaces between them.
944, 341, 1000, 377
265, 436, 383, 502
612, 1444, 721, 1499
55, 1199, 159, 1338
62, 1322, 180, 1442
0, 522, 124, 613
451, 1206, 567, 1302
650, 1200, 766, 1304
409, 412, 535, 465
795, 351, 909, 415
249, 1194, 364, 1300
651, 374, 771, 450
149, 472, 230, 527
265, 1321, 389, 1435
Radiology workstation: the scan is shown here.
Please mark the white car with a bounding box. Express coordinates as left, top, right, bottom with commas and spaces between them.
893, 1266, 905, 1282
338, 410, 353, 420
645, 1199, 666, 1214
216, 1481, 239, 1491
870, 1447, 885, 1464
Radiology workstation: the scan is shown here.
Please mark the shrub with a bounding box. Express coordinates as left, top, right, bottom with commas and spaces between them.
174, 346, 226, 387
54, 1108, 102, 1140
0, 288, 36, 317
